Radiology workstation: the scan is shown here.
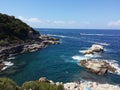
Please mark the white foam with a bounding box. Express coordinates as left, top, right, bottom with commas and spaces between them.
7, 57, 15, 60
104, 48, 113, 52
47, 34, 79, 40
87, 40, 110, 46
79, 50, 86, 53
104, 60, 120, 75
1, 61, 14, 71
85, 54, 94, 57
47, 34, 67, 38
80, 33, 104, 36
93, 42, 110, 46
80, 33, 117, 37
72, 55, 88, 61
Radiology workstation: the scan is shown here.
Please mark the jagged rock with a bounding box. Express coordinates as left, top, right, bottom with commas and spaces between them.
0, 35, 60, 61
0, 13, 60, 62
64, 81, 120, 90
55, 82, 63, 86
80, 60, 116, 75
39, 77, 50, 83
28, 30, 40, 39
84, 44, 104, 54
0, 62, 6, 70
39, 77, 63, 86
39, 35, 59, 41
49, 80, 55, 85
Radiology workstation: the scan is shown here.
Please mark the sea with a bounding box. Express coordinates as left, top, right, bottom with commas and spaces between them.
0, 28, 120, 85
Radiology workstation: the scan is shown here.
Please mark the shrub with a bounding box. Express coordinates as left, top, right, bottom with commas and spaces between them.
21, 81, 39, 90
21, 81, 63, 90
0, 77, 19, 90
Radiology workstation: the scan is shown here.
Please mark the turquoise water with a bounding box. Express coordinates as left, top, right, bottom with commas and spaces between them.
1, 29, 120, 85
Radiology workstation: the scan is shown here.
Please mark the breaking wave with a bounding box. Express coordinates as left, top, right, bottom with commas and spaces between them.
90, 41, 110, 46
104, 59, 120, 75
80, 33, 119, 37
47, 34, 79, 40
80, 33, 104, 36
72, 55, 88, 61
1, 61, 14, 71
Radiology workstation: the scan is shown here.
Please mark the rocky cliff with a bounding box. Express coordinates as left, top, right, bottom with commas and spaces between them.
0, 13, 59, 70
0, 13, 40, 46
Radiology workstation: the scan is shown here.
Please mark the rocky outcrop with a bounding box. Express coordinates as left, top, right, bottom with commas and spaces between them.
22, 35, 60, 53
39, 77, 63, 86
0, 35, 60, 70
80, 60, 116, 75
0, 61, 6, 70
84, 44, 104, 54
28, 30, 40, 39
64, 81, 120, 90
0, 77, 63, 90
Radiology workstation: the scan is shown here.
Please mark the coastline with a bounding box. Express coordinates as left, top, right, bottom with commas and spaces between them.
0, 77, 120, 90
0, 35, 60, 71
64, 81, 120, 90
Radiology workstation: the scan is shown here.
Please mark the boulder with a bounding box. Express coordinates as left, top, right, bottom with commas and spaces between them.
84, 44, 104, 54
80, 60, 116, 75
39, 77, 50, 83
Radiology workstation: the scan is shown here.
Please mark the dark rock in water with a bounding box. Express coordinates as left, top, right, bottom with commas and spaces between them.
80, 60, 116, 75
0, 63, 6, 70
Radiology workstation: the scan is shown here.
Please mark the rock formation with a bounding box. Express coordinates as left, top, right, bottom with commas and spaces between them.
64, 81, 120, 90
0, 13, 60, 71
80, 60, 116, 75
84, 44, 104, 55
39, 77, 63, 86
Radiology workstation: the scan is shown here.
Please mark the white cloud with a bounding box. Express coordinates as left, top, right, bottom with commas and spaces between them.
17, 16, 90, 28
108, 20, 120, 27
18, 16, 41, 23
28, 18, 41, 23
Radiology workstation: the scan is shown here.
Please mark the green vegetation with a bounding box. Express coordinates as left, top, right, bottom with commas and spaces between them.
0, 78, 63, 90
0, 13, 40, 45
0, 78, 19, 90
21, 81, 63, 90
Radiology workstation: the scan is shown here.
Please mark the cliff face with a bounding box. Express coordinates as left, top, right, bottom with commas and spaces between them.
0, 13, 40, 45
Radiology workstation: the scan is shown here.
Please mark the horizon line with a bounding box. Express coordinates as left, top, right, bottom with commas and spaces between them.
34, 27, 120, 30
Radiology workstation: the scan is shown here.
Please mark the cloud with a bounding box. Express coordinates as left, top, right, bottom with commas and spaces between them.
18, 16, 90, 28
18, 16, 41, 23
108, 20, 120, 27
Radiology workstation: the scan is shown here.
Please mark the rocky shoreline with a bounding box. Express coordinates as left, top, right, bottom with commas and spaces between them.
0, 35, 60, 71
64, 81, 120, 90
1, 77, 120, 90
39, 77, 120, 90
26, 77, 120, 90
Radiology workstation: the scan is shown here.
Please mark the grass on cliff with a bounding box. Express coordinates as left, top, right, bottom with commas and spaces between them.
21, 81, 63, 90
0, 78, 19, 90
0, 78, 63, 90
0, 13, 40, 45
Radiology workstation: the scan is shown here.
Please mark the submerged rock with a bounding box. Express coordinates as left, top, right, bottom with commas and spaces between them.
84, 44, 104, 54
80, 60, 116, 75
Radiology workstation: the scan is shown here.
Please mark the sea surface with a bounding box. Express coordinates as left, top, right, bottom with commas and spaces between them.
1, 29, 120, 85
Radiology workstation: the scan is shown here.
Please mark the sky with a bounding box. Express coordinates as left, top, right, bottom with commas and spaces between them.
0, 0, 120, 29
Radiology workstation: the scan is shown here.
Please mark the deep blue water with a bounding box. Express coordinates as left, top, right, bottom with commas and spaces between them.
1, 29, 120, 85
